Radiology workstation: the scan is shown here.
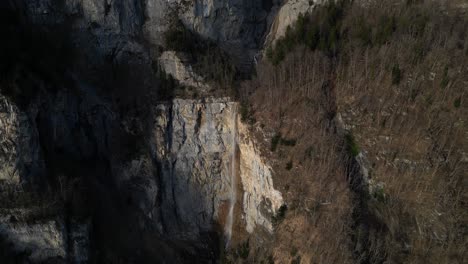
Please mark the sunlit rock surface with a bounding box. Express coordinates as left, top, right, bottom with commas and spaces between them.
238, 121, 284, 233
152, 98, 283, 238
266, 0, 320, 45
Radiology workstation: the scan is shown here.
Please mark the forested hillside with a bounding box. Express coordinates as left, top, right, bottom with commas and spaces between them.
235, 0, 467, 263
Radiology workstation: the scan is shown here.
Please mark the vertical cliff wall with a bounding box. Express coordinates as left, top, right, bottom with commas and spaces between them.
151, 98, 283, 241
0, 0, 288, 261
238, 121, 284, 233
0, 95, 44, 185
153, 98, 238, 239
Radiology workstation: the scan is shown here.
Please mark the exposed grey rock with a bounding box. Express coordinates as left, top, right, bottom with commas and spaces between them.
152, 98, 238, 239
143, 0, 174, 46
0, 217, 67, 262
145, 0, 282, 70
0, 95, 45, 185
238, 120, 284, 233
0, 88, 107, 262
152, 98, 283, 239
23, 0, 280, 74
0, 213, 91, 263
70, 219, 91, 264
266, 0, 321, 45
159, 51, 211, 92
1, 1, 287, 260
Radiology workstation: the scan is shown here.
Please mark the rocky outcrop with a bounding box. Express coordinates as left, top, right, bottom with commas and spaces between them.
0, 95, 44, 185
145, 0, 282, 70
0, 217, 67, 262
143, 0, 174, 46
1, 86, 284, 253
152, 98, 283, 239
24, 0, 280, 75
159, 51, 211, 92
0, 88, 106, 263
69, 220, 91, 264
0, 213, 90, 263
153, 98, 238, 239
1, 1, 288, 261
238, 121, 284, 233
266, 0, 320, 45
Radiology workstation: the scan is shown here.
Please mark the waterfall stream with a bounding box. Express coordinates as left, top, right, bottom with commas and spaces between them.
225, 104, 238, 247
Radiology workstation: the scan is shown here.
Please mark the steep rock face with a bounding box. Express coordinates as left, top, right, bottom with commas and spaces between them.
266, 0, 319, 45
0, 87, 107, 263
2, 0, 287, 260
0, 89, 282, 256
0, 84, 284, 260
158, 51, 211, 92
152, 98, 238, 239
69, 220, 91, 264
143, 0, 174, 46
0, 217, 67, 262
145, 0, 282, 69
238, 121, 283, 233
17, 0, 283, 89
0, 95, 44, 185
22, 0, 153, 94
178, 0, 280, 64
0, 210, 91, 263
25, 0, 144, 34
152, 98, 283, 239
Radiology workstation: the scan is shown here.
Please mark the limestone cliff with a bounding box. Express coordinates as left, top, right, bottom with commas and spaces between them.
0, 95, 44, 185
266, 0, 319, 45
145, 0, 281, 68
0, 0, 289, 262
238, 120, 283, 233
158, 51, 211, 92
0, 89, 284, 261
152, 98, 283, 240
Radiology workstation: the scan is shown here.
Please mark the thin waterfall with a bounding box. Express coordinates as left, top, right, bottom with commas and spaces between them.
225, 103, 238, 247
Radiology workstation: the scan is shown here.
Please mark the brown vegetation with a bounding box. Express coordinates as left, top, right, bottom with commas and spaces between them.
236, 0, 467, 263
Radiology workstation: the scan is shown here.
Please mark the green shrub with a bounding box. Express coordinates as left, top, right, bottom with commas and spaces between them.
271, 133, 282, 152
391, 64, 402, 85
164, 22, 196, 53
372, 186, 387, 203
271, 41, 286, 66
374, 15, 396, 45
240, 102, 250, 122
271, 133, 297, 151
268, 255, 275, 264
290, 247, 298, 256
164, 20, 238, 91
266, 45, 274, 60
454, 97, 461, 108
410, 13, 429, 37
353, 16, 372, 46
267, 0, 348, 64
295, 13, 307, 39
305, 146, 315, 158
441, 66, 449, 88
291, 256, 301, 264
239, 102, 256, 124
305, 24, 320, 50
345, 133, 360, 157
412, 41, 427, 64
281, 138, 297, 146
272, 204, 288, 225
237, 240, 250, 259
